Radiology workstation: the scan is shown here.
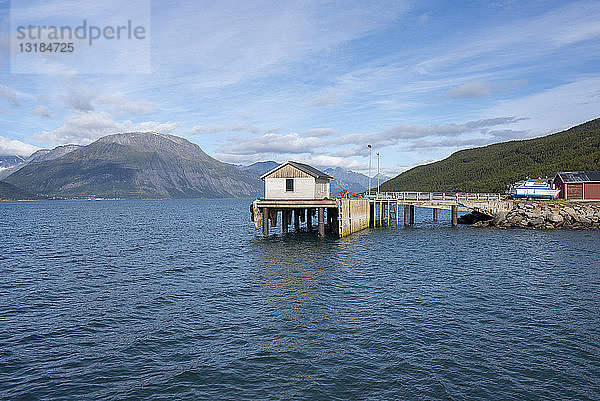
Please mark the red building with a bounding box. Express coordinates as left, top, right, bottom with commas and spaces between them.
554, 171, 600, 200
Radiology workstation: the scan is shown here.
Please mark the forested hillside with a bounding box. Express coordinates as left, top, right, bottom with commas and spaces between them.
381, 118, 600, 193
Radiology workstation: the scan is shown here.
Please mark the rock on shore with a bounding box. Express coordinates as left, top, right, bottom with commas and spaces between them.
472, 202, 600, 230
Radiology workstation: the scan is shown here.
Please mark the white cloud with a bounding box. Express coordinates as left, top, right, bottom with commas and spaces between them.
336, 117, 524, 152
97, 96, 157, 115
239, 112, 254, 120
0, 136, 39, 156
151, 0, 409, 88
63, 82, 95, 112
448, 81, 491, 98
122, 120, 178, 133
448, 80, 527, 98
485, 77, 600, 135
214, 117, 525, 165
297, 155, 364, 170
314, 92, 343, 105
190, 124, 261, 135
216, 127, 341, 160
33, 105, 52, 118
34, 111, 178, 145
59, 74, 157, 116
220, 131, 325, 156
0, 85, 20, 106
547, 17, 600, 46
301, 128, 338, 137
416, 2, 600, 76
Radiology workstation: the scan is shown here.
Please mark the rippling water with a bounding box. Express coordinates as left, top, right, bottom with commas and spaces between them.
1, 199, 599, 400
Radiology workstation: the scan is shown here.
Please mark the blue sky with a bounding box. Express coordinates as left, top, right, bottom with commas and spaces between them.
1, 0, 599, 176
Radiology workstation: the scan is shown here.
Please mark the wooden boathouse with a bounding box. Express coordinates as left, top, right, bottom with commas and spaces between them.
251, 161, 509, 238
554, 171, 600, 200
261, 161, 333, 200
252, 161, 369, 237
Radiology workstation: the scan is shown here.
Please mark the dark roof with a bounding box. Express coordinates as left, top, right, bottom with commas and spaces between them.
555, 171, 600, 183
261, 161, 333, 180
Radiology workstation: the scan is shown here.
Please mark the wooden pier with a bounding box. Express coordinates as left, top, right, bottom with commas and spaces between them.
251, 192, 509, 238
252, 198, 369, 238
366, 191, 510, 228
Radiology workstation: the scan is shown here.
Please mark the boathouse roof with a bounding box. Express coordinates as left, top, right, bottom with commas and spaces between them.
555, 171, 600, 183
261, 161, 333, 180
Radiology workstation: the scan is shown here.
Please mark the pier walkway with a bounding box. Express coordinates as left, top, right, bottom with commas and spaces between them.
367, 191, 510, 228
252, 192, 509, 238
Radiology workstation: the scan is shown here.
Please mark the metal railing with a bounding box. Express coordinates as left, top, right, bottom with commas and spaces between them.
365, 192, 502, 201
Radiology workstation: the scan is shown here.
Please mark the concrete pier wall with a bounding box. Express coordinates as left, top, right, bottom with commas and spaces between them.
337, 198, 370, 237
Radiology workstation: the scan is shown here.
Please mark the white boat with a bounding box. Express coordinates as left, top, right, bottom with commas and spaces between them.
508, 179, 560, 199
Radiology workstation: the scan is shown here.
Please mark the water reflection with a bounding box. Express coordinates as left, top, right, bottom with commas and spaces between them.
249, 233, 375, 377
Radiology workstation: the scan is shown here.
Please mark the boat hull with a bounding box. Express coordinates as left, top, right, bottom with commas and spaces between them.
512, 188, 560, 199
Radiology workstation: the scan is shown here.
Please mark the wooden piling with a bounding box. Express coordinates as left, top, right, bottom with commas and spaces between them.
451, 205, 458, 227
404, 204, 410, 226
262, 207, 269, 237
330, 208, 339, 235
294, 209, 300, 231
387, 201, 390, 226
306, 208, 312, 231
433, 208, 438, 222
373, 203, 377, 227
318, 207, 325, 237
409, 205, 415, 225
282, 210, 288, 234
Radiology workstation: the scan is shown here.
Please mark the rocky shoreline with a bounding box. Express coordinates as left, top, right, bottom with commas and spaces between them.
464, 201, 600, 230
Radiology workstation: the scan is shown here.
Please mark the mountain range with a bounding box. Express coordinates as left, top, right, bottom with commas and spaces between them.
241, 161, 280, 175
2, 132, 262, 199
0, 155, 25, 168
0, 145, 83, 180
0, 155, 26, 180
381, 117, 600, 193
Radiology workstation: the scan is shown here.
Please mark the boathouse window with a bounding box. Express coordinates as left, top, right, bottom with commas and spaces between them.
286, 179, 294, 192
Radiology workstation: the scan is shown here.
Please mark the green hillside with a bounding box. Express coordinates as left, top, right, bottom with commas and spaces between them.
0, 181, 43, 200
381, 118, 600, 193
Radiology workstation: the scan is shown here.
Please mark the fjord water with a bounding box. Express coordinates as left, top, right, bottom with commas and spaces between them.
1, 199, 599, 400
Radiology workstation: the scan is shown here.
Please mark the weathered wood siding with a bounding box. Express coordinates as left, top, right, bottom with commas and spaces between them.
265, 177, 315, 199
337, 198, 370, 238
315, 178, 330, 199
567, 183, 583, 200
264, 164, 311, 179
585, 183, 600, 199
